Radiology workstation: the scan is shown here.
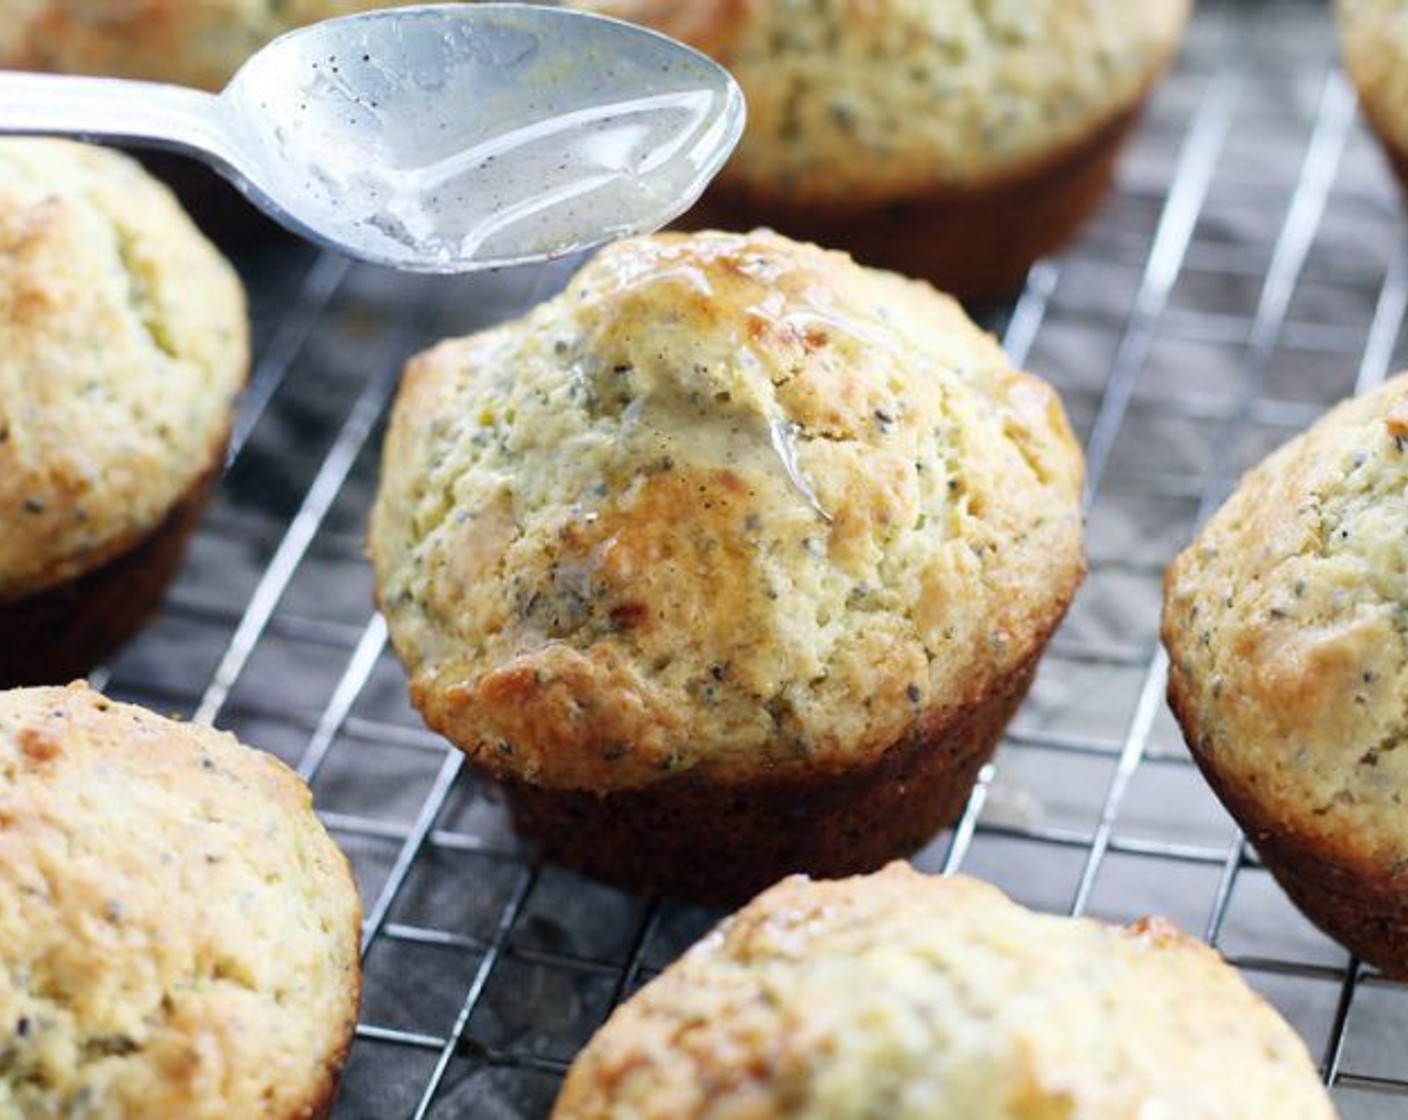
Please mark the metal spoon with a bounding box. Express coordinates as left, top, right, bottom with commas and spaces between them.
0, 3, 745, 271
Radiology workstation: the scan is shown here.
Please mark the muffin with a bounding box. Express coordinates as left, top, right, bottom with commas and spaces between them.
0, 1, 422, 91
1337, 0, 1408, 192
0, 682, 361, 1118
370, 228, 1085, 903
554, 863, 1335, 1119
1164, 373, 1408, 977
0, 140, 248, 687
574, 0, 1191, 302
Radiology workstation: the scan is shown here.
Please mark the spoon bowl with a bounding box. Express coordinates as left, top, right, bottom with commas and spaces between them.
0, 4, 745, 271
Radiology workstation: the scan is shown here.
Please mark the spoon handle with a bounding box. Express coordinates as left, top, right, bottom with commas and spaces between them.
0, 72, 238, 165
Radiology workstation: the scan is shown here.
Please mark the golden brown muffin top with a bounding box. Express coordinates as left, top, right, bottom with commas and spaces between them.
1164, 372, 1408, 875
370, 229, 1084, 792
0, 0, 423, 90
0, 682, 361, 1119
554, 863, 1335, 1120
0, 140, 247, 602
578, 0, 1190, 201
1337, 0, 1408, 156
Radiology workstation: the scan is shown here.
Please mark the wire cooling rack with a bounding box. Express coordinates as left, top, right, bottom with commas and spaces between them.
88, 0, 1408, 1115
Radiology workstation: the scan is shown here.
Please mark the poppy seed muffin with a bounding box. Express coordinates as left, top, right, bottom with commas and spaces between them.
0, 682, 361, 1119
553, 863, 1335, 1119
0, 140, 247, 686
0, 1, 421, 90
576, 0, 1190, 302
370, 229, 1085, 903
1337, 0, 1408, 193
1164, 373, 1408, 977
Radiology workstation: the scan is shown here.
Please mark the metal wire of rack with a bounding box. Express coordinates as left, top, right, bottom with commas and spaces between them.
88, 0, 1408, 1115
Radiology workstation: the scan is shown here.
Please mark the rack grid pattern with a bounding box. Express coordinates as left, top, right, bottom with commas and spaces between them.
94, 1, 1408, 1115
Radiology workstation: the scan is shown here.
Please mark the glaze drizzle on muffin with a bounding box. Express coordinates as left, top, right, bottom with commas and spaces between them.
371, 229, 1083, 793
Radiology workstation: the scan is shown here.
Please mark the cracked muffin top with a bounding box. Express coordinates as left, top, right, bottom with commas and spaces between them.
1164, 372, 1408, 874
0, 1, 421, 90
576, 0, 1189, 202
553, 863, 1334, 1120
0, 140, 247, 602
0, 682, 361, 1120
369, 229, 1084, 792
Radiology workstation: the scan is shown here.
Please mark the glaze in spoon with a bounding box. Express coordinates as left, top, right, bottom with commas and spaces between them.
0, 4, 745, 270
